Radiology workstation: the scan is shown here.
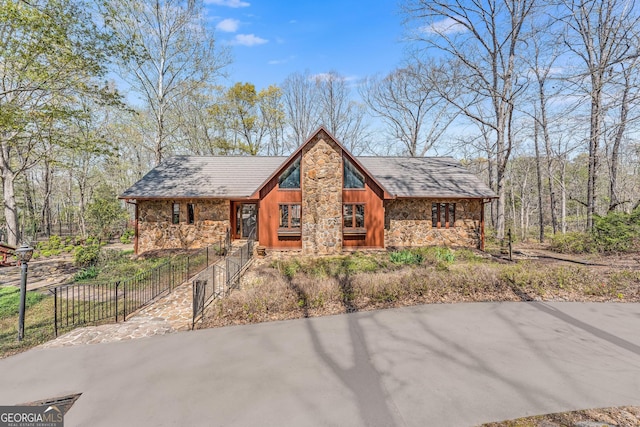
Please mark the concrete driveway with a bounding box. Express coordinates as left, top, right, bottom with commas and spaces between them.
1, 302, 639, 426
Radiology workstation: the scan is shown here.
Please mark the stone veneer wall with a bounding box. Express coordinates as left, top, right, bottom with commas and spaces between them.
301, 132, 343, 255
137, 199, 230, 253
384, 199, 482, 249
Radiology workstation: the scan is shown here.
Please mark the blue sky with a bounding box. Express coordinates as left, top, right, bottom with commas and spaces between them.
204, 0, 407, 89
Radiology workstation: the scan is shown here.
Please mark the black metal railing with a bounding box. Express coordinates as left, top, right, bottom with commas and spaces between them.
192, 238, 254, 328
49, 230, 231, 337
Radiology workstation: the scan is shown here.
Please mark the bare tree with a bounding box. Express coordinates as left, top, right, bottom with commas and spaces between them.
281, 71, 320, 147
360, 61, 458, 156
523, 30, 565, 236
605, 57, 640, 211
314, 71, 370, 154
105, 0, 229, 164
560, 0, 640, 228
403, 0, 536, 240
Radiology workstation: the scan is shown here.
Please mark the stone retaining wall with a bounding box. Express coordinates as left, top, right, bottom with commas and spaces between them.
384, 199, 482, 249
301, 131, 343, 255
137, 199, 229, 253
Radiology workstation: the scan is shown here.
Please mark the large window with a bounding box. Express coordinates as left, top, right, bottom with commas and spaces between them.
172, 203, 180, 224
432, 203, 456, 229
344, 157, 365, 188
279, 204, 301, 230
278, 157, 301, 189
343, 204, 365, 229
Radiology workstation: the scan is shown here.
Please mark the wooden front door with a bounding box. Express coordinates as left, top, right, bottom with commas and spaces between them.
233, 203, 257, 240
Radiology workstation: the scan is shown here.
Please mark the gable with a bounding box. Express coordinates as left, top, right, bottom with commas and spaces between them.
251, 126, 391, 199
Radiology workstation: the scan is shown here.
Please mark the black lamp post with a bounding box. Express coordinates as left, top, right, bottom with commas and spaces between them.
15, 244, 34, 342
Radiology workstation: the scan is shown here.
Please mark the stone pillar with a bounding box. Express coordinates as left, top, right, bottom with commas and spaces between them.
301, 131, 343, 255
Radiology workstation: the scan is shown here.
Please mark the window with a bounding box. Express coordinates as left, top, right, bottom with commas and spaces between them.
344, 157, 365, 188
278, 157, 301, 189
343, 204, 365, 229
432, 203, 456, 229
187, 203, 195, 224
279, 204, 301, 229
172, 203, 180, 224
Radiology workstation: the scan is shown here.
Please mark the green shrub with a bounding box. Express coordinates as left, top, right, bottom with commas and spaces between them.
592, 208, 640, 253
40, 250, 51, 257
389, 250, 424, 265
549, 232, 597, 254
120, 228, 135, 244
74, 266, 100, 282
63, 245, 75, 253
48, 235, 62, 250
550, 208, 640, 254
74, 245, 101, 267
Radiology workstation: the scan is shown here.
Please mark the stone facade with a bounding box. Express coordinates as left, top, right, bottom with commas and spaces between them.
384, 199, 482, 249
137, 199, 229, 253
301, 131, 343, 255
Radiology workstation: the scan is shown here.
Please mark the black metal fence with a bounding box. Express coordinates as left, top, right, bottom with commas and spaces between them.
49, 233, 231, 337
192, 239, 254, 328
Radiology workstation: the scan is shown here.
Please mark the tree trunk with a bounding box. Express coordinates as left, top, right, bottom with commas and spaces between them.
586, 79, 602, 230
609, 69, 630, 212
2, 170, 18, 246
496, 173, 506, 241
539, 86, 557, 233
41, 159, 53, 237
23, 170, 38, 239
1, 141, 18, 246
534, 119, 545, 242
560, 158, 567, 233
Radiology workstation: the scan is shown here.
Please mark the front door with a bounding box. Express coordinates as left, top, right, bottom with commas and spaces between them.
234, 203, 257, 239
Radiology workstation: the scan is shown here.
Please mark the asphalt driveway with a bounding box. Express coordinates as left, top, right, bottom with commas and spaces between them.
1, 302, 639, 426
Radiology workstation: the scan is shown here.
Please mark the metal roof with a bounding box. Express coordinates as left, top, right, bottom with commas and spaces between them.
120, 156, 287, 199
358, 157, 496, 198
120, 155, 496, 200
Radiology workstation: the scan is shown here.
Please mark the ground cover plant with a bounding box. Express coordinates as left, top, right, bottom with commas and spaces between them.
200, 248, 640, 328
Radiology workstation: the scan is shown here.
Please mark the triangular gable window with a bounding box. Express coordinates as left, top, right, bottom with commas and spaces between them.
344, 157, 365, 188
278, 156, 301, 189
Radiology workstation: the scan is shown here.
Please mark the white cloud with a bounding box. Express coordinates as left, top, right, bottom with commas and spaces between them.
268, 55, 295, 65
232, 34, 268, 46
421, 17, 467, 35
204, 0, 250, 8
216, 18, 240, 32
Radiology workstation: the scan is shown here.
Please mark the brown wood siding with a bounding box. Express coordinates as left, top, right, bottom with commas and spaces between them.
259, 187, 302, 249
342, 185, 384, 248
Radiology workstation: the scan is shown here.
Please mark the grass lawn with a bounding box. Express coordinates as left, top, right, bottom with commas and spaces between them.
0, 288, 56, 359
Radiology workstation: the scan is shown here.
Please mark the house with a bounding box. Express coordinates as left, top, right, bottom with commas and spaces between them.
120, 127, 497, 255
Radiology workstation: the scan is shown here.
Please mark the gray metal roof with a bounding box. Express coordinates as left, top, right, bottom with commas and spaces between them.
358, 157, 497, 198
120, 155, 496, 200
120, 156, 287, 199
